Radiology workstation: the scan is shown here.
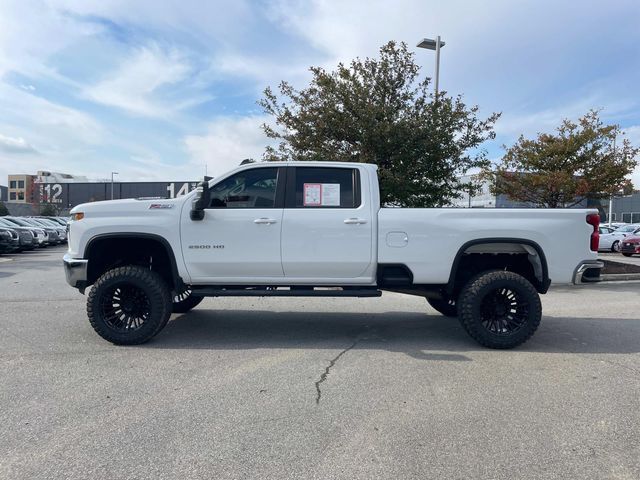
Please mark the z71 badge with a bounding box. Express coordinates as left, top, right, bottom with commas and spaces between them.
149, 204, 174, 209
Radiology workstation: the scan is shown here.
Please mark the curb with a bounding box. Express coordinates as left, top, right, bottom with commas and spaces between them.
601, 273, 640, 282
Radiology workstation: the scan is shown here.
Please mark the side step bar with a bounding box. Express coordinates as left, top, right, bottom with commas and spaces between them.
191, 287, 382, 298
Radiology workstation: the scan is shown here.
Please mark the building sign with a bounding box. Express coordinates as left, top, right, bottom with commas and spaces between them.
36, 181, 198, 208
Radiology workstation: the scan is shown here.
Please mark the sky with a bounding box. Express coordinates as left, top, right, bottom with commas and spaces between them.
0, 0, 639, 185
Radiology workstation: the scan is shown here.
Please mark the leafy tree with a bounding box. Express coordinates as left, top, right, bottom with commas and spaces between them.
40, 203, 58, 216
484, 111, 639, 208
259, 41, 500, 207
0, 202, 9, 216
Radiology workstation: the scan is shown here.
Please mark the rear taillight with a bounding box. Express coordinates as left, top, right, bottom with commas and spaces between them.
586, 213, 600, 252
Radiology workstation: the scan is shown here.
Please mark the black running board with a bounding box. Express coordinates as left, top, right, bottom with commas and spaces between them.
191, 287, 382, 298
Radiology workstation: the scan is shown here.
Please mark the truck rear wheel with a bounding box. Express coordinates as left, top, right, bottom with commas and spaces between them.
172, 288, 203, 313
427, 298, 457, 317
458, 270, 541, 349
87, 266, 172, 345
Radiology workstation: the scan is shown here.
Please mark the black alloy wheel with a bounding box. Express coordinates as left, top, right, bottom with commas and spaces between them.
100, 283, 152, 332
87, 266, 171, 345
171, 288, 204, 313
427, 297, 458, 317
478, 287, 528, 335
458, 270, 542, 349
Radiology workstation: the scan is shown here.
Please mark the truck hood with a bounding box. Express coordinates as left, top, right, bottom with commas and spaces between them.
70, 196, 188, 216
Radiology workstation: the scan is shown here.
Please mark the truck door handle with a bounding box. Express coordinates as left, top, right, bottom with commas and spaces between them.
344, 218, 367, 225
254, 218, 277, 225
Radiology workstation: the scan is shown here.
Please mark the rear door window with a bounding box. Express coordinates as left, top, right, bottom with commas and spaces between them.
289, 167, 360, 208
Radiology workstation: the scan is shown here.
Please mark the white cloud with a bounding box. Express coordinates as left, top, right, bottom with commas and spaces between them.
0, 83, 103, 145
0, 134, 37, 154
0, 1, 100, 77
82, 45, 194, 117
184, 116, 276, 176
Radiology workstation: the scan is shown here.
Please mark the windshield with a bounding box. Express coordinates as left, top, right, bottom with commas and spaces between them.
33, 219, 57, 228
5, 217, 30, 227
0, 218, 19, 228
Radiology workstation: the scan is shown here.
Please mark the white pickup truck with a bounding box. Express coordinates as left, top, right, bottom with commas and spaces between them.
64, 162, 603, 348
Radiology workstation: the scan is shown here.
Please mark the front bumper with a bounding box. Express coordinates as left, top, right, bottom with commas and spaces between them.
573, 260, 604, 284
63, 253, 88, 289
620, 242, 640, 254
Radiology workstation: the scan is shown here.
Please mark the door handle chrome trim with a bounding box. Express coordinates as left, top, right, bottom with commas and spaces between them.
254, 218, 277, 224
344, 218, 367, 225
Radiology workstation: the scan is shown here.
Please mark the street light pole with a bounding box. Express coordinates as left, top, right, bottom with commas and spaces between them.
111, 172, 118, 200
608, 128, 617, 227
434, 35, 442, 97
417, 36, 445, 97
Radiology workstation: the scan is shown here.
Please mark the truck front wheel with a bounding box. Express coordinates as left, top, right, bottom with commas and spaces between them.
172, 288, 203, 313
87, 266, 172, 345
458, 270, 541, 349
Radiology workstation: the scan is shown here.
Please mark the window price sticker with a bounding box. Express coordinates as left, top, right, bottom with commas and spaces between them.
303, 183, 340, 206
303, 183, 322, 206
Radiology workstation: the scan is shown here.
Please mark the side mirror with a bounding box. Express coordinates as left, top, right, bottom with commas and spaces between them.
190, 176, 212, 221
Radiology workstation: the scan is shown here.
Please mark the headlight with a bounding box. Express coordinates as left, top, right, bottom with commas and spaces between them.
0, 231, 10, 239
72, 212, 84, 221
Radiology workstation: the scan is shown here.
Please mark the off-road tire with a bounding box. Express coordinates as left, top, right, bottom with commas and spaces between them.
458, 270, 542, 349
427, 298, 458, 317
87, 266, 172, 345
172, 288, 203, 313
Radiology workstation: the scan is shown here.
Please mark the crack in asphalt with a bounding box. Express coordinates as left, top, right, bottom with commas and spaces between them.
314, 326, 381, 405
314, 339, 359, 405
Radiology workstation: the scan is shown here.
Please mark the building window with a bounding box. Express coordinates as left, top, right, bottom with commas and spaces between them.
622, 213, 632, 223
9, 192, 16, 200
18, 180, 25, 188
632, 213, 640, 224
9, 180, 16, 188
17, 192, 24, 201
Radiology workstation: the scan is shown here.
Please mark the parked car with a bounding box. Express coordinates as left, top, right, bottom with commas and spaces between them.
613, 224, 640, 235
604, 222, 628, 230
0, 228, 20, 253
6, 217, 61, 245
621, 235, 640, 257
28, 218, 67, 243
37, 216, 69, 227
598, 226, 628, 252
12, 220, 48, 246
64, 161, 603, 349
0, 218, 36, 250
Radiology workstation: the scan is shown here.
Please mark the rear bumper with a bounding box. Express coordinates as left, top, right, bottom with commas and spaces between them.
573, 260, 604, 284
63, 253, 88, 289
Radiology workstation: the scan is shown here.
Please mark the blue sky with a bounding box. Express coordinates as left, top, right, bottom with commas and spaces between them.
1, 0, 639, 185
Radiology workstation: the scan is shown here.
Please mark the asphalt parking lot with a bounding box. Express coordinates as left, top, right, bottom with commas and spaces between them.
600, 251, 640, 266
1, 247, 639, 480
